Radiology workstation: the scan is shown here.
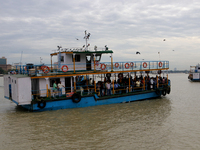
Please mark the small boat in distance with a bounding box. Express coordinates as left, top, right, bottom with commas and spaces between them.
3, 31, 171, 112
188, 64, 200, 81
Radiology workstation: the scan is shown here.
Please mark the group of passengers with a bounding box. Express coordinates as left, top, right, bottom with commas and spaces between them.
90, 74, 168, 97
52, 80, 65, 97
52, 74, 168, 97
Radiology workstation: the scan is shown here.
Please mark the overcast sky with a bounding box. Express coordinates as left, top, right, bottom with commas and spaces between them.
1, 0, 200, 70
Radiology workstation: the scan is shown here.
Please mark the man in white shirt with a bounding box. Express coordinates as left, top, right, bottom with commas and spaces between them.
58, 81, 65, 97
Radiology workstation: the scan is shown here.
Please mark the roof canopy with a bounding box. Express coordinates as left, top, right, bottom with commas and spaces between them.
50, 50, 113, 56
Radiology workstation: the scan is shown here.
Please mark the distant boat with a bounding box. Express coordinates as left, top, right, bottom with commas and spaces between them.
188, 64, 200, 81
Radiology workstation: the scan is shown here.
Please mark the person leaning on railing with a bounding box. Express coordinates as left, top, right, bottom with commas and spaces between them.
53, 80, 58, 97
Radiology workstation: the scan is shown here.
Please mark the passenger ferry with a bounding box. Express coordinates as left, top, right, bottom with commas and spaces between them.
4, 31, 171, 111
188, 64, 200, 81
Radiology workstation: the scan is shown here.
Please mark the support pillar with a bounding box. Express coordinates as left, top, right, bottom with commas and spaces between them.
51, 55, 53, 72
93, 53, 96, 72
73, 54, 76, 73
111, 53, 113, 72
73, 76, 76, 92
94, 75, 96, 93
129, 73, 131, 92
45, 78, 49, 97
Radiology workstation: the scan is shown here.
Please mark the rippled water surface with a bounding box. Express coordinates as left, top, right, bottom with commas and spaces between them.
0, 74, 200, 150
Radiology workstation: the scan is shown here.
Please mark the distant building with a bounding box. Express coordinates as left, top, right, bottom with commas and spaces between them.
0, 57, 7, 65
12, 62, 23, 69
0, 57, 11, 71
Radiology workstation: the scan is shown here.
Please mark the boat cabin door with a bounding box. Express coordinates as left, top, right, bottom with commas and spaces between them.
86, 55, 92, 70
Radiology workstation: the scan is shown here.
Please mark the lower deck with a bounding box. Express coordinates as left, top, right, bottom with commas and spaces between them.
22, 86, 170, 111
4, 71, 171, 111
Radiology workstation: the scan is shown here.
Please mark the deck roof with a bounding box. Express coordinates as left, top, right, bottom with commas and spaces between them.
50, 50, 113, 56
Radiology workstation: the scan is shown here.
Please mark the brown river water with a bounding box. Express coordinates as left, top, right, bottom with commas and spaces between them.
0, 73, 200, 150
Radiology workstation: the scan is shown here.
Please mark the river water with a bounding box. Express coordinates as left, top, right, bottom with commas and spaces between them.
0, 73, 200, 150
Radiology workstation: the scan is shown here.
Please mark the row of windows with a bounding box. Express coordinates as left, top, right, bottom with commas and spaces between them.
60, 55, 101, 62
60, 55, 80, 62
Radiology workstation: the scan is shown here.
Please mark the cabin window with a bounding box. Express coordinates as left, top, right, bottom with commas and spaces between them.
95, 55, 101, 61
60, 56, 64, 62
86, 55, 91, 62
72, 55, 80, 62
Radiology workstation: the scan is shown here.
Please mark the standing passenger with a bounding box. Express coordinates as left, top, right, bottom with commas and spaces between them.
53, 81, 58, 97
106, 80, 111, 96
58, 81, 65, 97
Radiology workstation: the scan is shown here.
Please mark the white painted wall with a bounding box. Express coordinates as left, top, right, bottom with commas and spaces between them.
193, 73, 199, 79
60, 53, 87, 71
9, 76, 31, 105
18, 78, 31, 105
57, 53, 103, 71
39, 78, 49, 97
11, 76, 18, 103
3, 75, 10, 98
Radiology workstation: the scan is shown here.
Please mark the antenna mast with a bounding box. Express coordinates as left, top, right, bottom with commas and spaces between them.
84, 30, 91, 51
20, 51, 23, 65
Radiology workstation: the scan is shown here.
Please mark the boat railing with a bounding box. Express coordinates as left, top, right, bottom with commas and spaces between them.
13, 60, 169, 76
31, 77, 170, 101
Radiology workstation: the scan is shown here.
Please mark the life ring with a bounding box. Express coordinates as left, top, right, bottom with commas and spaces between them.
115, 63, 119, 68
130, 62, 134, 67
42, 66, 50, 73
95, 61, 99, 66
100, 64, 106, 70
41, 66, 44, 70
61, 65, 68, 72
162, 89, 166, 96
143, 62, 147, 68
158, 70, 162, 74
125, 63, 130, 69
37, 100, 46, 109
159, 62, 162, 67
167, 86, 171, 94
72, 93, 81, 103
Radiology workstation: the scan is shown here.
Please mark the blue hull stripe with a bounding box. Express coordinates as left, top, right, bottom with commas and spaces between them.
21, 91, 161, 111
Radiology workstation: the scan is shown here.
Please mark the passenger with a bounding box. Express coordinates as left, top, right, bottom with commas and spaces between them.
89, 78, 92, 85
114, 81, 120, 94
153, 78, 157, 89
146, 76, 150, 90
104, 77, 107, 95
88, 78, 93, 94
150, 77, 154, 90
159, 76, 162, 87
117, 78, 123, 94
100, 81, 104, 96
53, 80, 58, 98
58, 81, 65, 97
106, 80, 111, 96
136, 80, 140, 87
162, 77, 166, 84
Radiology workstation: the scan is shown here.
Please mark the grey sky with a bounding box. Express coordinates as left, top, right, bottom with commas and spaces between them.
1, 0, 200, 70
